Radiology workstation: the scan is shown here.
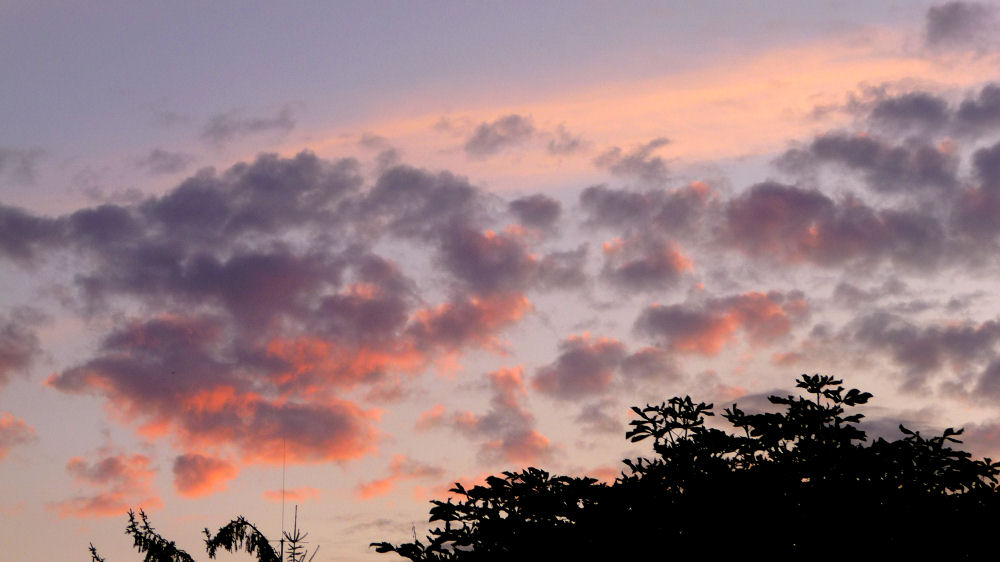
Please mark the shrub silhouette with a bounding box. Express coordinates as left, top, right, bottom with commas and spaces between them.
373, 375, 1000, 560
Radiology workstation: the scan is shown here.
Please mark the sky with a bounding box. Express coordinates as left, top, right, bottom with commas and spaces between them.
4, 1, 1000, 559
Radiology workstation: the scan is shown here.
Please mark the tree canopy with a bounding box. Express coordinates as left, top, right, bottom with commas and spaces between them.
373, 375, 1000, 560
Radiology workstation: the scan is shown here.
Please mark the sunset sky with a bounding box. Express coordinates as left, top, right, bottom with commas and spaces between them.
6, 2, 1000, 559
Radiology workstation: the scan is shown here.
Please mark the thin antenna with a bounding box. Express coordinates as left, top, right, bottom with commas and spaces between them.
280, 437, 287, 560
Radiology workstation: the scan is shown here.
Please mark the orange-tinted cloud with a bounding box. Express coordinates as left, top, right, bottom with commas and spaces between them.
263, 487, 321, 503
583, 465, 621, 484
265, 336, 427, 397
409, 293, 532, 354
172, 454, 239, 498
635, 291, 809, 356
0, 413, 37, 460
357, 454, 445, 500
601, 236, 693, 292
52, 453, 161, 518
414, 404, 446, 431
46, 315, 383, 466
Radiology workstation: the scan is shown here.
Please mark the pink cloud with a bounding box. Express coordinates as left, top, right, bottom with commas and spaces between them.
0, 413, 37, 460
414, 404, 446, 430
52, 453, 161, 518
357, 454, 444, 500
172, 454, 239, 498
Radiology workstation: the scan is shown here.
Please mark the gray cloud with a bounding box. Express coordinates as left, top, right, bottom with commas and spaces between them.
601, 236, 691, 292
848, 311, 1000, 390
0, 147, 44, 184
547, 125, 586, 155
508, 194, 561, 229
532, 335, 627, 400
925, 2, 998, 51
954, 84, 1000, 136
593, 138, 670, 184
0, 308, 45, 388
135, 148, 194, 175
0, 204, 63, 263
201, 106, 296, 146
362, 165, 487, 240
869, 92, 950, 135
574, 398, 622, 435
778, 133, 958, 193
621, 346, 679, 381
579, 181, 715, 236
536, 245, 589, 291
723, 182, 945, 268
464, 114, 535, 158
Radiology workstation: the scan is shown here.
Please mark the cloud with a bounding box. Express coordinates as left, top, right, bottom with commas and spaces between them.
600, 236, 692, 292
795, 132, 959, 192
579, 181, 716, 235
954, 420, 1000, 458
0, 204, 64, 263
4, 152, 566, 468
593, 138, 670, 184
533, 335, 627, 400
0, 413, 37, 460
848, 83, 1000, 140
433, 367, 555, 465
621, 346, 680, 381
262, 486, 321, 503
172, 454, 239, 497
869, 92, 950, 135
201, 106, 296, 146
357, 454, 444, 499
438, 224, 540, 295
408, 293, 532, 354
574, 398, 622, 435
546, 125, 586, 155
508, 194, 561, 229
480, 429, 552, 465
634, 291, 808, 355
848, 311, 1000, 390
832, 278, 909, 308
0, 308, 44, 388
135, 148, 195, 175
536, 245, 589, 291
414, 404, 446, 430
464, 114, 535, 158
954, 84, 1000, 137
47, 315, 381, 464
925, 2, 998, 51
453, 367, 535, 437
0, 147, 45, 184
52, 452, 161, 518
362, 165, 486, 239
722, 181, 945, 268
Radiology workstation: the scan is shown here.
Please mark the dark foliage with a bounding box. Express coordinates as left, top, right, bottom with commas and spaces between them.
121, 510, 195, 562
373, 375, 1000, 560
91, 508, 314, 562
203, 516, 280, 562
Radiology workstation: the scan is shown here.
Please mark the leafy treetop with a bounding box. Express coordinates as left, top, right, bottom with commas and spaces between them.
373, 374, 1000, 561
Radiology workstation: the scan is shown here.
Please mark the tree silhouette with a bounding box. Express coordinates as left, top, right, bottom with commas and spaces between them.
91, 508, 316, 562
373, 375, 1000, 560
